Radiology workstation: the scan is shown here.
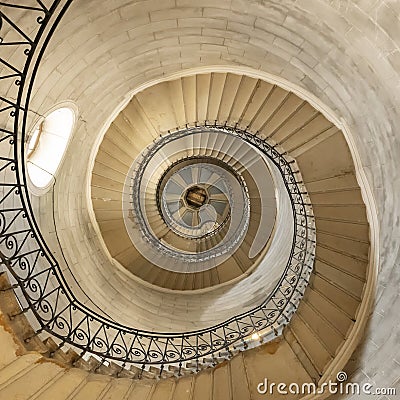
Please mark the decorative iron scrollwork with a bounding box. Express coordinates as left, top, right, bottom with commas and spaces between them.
0, 0, 315, 370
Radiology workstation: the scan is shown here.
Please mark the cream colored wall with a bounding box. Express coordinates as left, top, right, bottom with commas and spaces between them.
1, 0, 398, 395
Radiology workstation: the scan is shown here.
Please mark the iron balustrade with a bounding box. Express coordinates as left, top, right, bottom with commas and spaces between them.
128, 130, 251, 263
0, 1, 315, 372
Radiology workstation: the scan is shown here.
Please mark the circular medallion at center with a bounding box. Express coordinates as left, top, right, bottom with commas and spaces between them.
184, 185, 209, 209
161, 163, 233, 239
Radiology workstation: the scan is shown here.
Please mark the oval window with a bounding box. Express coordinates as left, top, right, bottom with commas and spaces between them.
27, 107, 75, 189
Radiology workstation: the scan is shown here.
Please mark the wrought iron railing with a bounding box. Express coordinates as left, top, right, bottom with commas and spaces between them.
128, 129, 251, 262
0, 0, 315, 372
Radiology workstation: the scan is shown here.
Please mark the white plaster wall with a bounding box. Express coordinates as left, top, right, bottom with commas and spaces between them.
14, 0, 400, 392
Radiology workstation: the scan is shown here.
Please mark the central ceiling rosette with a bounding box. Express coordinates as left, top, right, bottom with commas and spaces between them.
122, 127, 277, 274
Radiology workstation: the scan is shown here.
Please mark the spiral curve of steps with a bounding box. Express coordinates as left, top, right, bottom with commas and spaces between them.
1, 70, 370, 391
0, 1, 380, 399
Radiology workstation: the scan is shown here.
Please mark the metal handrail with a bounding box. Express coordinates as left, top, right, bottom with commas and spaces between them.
0, 1, 315, 370
129, 130, 251, 262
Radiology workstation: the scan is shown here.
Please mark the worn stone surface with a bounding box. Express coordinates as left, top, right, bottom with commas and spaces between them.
1, 0, 399, 397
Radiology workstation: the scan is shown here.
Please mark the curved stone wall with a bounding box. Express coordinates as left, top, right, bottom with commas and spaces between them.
18, 0, 399, 393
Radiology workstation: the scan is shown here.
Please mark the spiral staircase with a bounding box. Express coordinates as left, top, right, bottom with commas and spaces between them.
0, 0, 397, 399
